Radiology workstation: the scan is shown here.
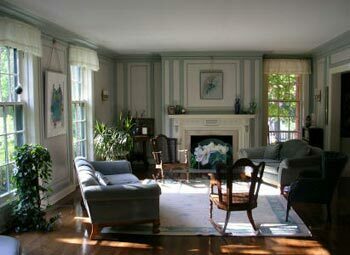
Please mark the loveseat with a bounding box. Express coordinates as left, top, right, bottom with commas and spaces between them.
239, 139, 323, 193
74, 157, 161, 239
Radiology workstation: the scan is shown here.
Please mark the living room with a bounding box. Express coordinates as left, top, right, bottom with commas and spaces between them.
0, 0, 350, 254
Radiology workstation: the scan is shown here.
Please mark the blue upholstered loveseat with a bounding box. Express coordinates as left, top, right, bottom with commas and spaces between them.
74, 157, 161, 239
239, 139, 323, 193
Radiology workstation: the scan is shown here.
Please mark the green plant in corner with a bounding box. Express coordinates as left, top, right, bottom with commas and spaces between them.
11, 144, 59, 232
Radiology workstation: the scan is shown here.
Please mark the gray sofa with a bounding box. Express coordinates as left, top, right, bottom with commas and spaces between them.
74, 157, 161, 239
239, 139, 323, 193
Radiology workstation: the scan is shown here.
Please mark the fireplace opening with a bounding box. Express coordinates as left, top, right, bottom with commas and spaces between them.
190, 135, 233, 169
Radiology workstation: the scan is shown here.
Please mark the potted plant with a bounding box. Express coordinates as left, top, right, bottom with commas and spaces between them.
11, 144, 58, 232
94, 113, 134, 160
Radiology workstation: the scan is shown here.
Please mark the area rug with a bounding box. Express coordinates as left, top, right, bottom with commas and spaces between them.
102, 179, 311, 237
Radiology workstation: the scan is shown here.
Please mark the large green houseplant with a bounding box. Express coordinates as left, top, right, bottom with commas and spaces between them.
12, 144, 58, 232
94, 113, 134, 160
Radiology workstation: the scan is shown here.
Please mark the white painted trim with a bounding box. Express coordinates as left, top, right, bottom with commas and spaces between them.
327, 63, 350, 151
47, 184, 76, 205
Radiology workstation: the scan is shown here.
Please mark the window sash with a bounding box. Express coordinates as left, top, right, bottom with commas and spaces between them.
0, 46, 24, 196
71, 66, 88, 158
267, 74, 301, 143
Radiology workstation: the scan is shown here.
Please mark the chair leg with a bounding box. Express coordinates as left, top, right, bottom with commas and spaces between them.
222, 211, 231, 233
247, 209, 257, 231
152, 219, 160, 233
90, 224, 101, 240
209, 200, 213, 219
286, 200, 291, 222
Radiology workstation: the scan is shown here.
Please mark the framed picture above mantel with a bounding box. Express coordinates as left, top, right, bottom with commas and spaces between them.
200, 70, 223, 100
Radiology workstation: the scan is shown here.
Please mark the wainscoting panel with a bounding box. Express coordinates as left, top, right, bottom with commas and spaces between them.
128, 63, 151, 116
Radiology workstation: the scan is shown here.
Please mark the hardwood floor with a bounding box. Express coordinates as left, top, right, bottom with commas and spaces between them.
7, 168, 350, 255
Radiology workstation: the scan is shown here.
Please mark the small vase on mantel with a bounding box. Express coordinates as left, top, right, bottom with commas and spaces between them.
234, 97, 241, 114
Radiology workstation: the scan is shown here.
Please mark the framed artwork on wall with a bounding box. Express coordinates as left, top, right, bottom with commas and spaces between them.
45, 71, 67, 138
200, 70, 223, 100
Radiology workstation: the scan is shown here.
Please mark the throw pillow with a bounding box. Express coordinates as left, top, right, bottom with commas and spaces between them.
294, 146, 311, 158
95, 171, 111, 186
263, 143, 281, 159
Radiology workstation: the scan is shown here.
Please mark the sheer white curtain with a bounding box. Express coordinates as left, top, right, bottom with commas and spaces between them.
264, 59, 311, 75
69, 46, 99, 71
0, 17, 42, 57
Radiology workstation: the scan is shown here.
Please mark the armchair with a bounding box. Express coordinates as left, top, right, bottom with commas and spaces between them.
285, 151, 348, 222
150, 134, 188, 181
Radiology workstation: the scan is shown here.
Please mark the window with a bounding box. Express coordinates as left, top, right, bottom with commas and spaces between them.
71, 66, 88, 157
0, 47, 24, 196
267, 74, 301, 143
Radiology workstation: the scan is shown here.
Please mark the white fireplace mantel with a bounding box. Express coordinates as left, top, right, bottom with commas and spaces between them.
167, 114, 255, 159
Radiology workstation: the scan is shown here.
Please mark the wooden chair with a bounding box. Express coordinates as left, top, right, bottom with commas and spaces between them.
209, 158, 265, 235
150, 134, 188, 181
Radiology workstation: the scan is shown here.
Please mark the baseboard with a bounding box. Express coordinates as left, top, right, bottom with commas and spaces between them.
48, 184, 76, 205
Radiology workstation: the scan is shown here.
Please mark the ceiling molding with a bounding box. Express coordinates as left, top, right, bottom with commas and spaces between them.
311, 30, 350, 57
0, 0, 117, 58
160, 51, 264, 59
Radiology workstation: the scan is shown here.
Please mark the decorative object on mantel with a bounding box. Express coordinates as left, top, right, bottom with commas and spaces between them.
168, 105, 186, 115
200, 70, 223, 100
248, 101, 257, 114
234, 97, 241, 114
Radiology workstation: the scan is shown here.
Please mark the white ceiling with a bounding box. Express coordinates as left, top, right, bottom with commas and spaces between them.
6, 0, 350, 54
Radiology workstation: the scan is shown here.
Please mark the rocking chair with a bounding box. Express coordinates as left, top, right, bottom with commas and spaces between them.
209, 158, 265, 235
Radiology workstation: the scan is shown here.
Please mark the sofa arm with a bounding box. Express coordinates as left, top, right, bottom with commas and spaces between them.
90, 160, 132, 175
278, 157, 322, 188
238, 146, 266, 159
279, 155, 321, 169
83, 183, 161, 201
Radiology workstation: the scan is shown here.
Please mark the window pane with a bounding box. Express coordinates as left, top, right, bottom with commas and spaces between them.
268, 102, 279, 117
0, 136, 5, 165
81, 122, 86, 140
0, 48, 9, 74
1, 75, 10, 102
8, 163, 15, 191
16, 133, 24, 147
0, 165, 8, 195
7, 134, 15, 162
15, 105, 23, 131
0, 106, 4, 134
6, 106, 15, 133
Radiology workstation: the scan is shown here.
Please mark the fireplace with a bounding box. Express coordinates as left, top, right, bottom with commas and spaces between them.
167, 114, 255, 162
190, 135, 233, 169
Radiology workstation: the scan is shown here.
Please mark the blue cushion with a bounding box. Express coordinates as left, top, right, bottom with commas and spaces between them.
0, 235, 20, 255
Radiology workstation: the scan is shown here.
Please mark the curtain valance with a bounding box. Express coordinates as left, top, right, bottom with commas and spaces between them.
0, 17, 42, 57
69, 46, 99, 71
264, 59, 311, 75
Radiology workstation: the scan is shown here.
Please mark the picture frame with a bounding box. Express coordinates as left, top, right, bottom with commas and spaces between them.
45, 71, 67, 138
200, 70, 223, 100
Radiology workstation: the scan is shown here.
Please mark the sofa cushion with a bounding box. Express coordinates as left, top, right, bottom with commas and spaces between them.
107, 173, 139, 185
75, 158, 95, 174
78, 169, 99, 186
280, 140, 310, 159
252, 159, 280, 173
263, 143, 281, 159
95, 171, 111, 186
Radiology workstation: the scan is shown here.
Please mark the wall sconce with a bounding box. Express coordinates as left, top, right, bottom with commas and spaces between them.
314, 89, 321, 102
101, 89, 109, 101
